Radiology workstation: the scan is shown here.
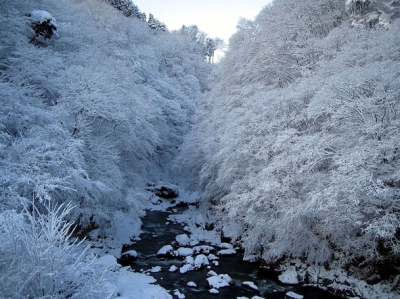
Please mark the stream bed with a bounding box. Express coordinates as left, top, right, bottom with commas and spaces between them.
119, 209, 341, 299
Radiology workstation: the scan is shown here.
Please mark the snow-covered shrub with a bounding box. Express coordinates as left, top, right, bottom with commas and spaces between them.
28, 9, 57, 44
0, 201, 111, 299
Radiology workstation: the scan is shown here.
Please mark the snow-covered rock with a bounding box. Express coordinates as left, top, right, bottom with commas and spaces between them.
169, 265, 178, 272
97, 254, 118, 266
194, 254, 209, 269
189, 240, 200, 246
278, 267, 299, 284
285, 291, 304, 299
193, 245, 214, 254
207, 270, 218, 277
157, 245, 174, 256
251, 296, 265, 299
218, 242, 234, 249
207, 253, 219, 261
187, 281, 197, 287
180, 264, 194, 274
243, 254, 260, 262
207, 274, 233, 289
149, 266, 162, 273
175, 247, 194, 257
151, 197, 162, 205
175, 234, 190, 246
242, 281, 258, 291
184, 256, 194, 265
121, 250, 138, 259
217, 248, 237, 256
195, 214, 205, 228
173, 289, 185, 299
213, 261, 219, 266
209, 288, 219, 294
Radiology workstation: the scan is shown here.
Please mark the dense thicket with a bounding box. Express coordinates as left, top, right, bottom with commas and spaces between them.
178, 0, 400, 281
0, 0, 209, 297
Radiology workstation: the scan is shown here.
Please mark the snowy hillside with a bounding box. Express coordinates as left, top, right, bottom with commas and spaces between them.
177, 0, 400, 296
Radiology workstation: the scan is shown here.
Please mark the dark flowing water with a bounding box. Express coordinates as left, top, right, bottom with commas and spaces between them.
119, 210, 341, 299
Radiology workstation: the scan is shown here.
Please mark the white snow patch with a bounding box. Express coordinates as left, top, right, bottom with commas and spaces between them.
169, 265, 178, 272
193, 245, 214, 254
173, 289, 185, 299
175, 247, 194, 257
179, 264, 194, 274
189, 240, 200, 246
30, 10, 57, 26
207, 253, 219, 261
99, 256, 172, 299
285, 291, 304, 299
207, 270, 218, 277
187, 281, 197, 287
114, 214, 142, 245
209, 288, 219, 294
278, 266, 299, 284
217, 248, 237, 256
157, 245, 174, 256
175, 234, 191, 246
195, 214, 206, 228
97, 254, 117, 266
150, 266, 162, 273
219, 242, 234, 249
121, 250, 138, 258
243, 254, 260, 262
194, 254, 209, 269
242, 281, 258, 290
207, 274, 233, 289
184, 256, 194, 264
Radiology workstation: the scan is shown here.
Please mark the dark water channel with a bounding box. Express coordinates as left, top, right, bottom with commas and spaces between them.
119, 210, 341, 299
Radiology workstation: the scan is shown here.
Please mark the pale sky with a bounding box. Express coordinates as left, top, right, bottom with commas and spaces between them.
133, 0, 273, 43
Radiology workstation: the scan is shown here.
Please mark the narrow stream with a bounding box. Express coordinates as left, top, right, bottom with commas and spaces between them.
119, 209, 341, 299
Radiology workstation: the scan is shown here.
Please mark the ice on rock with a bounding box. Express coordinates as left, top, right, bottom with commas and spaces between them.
251, 296, 265, 299
175, 234, 190, 246
169, 265, 178, 272
207, 274, 233, 289
194, 254, 209, 269
157, 245, 174, 256
278, 267, 299, 284
217, 248, 237, 256
175, 247, 194, 257
285, 291, 304, 299
187, 281, 197, 287
242, 281, 258, 291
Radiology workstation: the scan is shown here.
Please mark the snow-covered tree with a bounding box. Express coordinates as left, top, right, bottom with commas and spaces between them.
178, 0, 400, 286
